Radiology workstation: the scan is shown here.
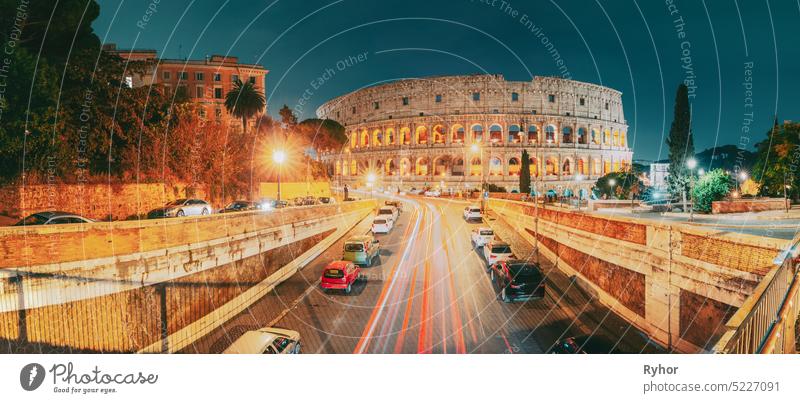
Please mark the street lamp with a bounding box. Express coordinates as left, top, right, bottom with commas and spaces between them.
609, 178, 616, 199
737, 171, 748, 197
686, 158, 697, 222
273, 149, 286, 203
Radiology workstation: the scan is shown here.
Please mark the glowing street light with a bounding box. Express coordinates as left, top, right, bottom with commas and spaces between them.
273, 149, 287, 202
686, 158, 697, 170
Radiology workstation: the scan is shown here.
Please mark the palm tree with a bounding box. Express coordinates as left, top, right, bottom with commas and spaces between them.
224, 78, 266, 134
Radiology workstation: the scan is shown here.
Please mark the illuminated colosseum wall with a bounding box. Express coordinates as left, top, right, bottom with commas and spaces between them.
317, 74, 633, 195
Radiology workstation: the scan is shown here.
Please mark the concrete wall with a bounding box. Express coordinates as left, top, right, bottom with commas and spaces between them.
712, 198, 789, 214
0, 200, 374, 352
258, 181, 331, 200
488, 198, 789, 352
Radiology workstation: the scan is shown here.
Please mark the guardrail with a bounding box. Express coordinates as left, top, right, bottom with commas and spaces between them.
713, 238, 800, 354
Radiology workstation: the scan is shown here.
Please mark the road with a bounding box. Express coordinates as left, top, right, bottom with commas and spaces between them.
187, 196, 662, 354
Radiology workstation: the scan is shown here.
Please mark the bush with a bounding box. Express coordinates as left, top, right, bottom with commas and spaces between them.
486, 183, 507, 193
692, 169, 732, 213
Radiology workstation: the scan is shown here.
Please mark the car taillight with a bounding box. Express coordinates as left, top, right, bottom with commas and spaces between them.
510, 284, 521, 289
490, 255, 496, 258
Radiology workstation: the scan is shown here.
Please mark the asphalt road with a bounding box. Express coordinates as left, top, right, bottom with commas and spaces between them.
187, 196, 662, 354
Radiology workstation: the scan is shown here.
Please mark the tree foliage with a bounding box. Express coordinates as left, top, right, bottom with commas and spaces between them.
666, 83, 695, 198
593, 171, 643, 199
224, 78, 265, 134
692, 169, 732, 213
752, 121, 800, 198
519, 149, 531, 195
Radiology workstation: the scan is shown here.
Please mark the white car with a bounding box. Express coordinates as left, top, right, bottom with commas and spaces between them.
471, 227, 495, 248
483, 241, 514, 269
424, 190, 441, 197
377, 206, 399, 222
372, 217, 393, 233
463, 205, 483, 221
223, 327, 302, 354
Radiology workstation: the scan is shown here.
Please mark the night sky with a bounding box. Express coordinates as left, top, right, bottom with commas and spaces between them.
93, 0, 800, 161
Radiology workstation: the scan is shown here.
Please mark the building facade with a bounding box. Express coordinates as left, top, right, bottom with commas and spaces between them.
317, 74, 633, 196
104, 44, 268, 129
649, 162, 670, 190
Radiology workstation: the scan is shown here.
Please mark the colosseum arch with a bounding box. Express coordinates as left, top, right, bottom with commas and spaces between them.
489, 156, 503, 176
432, 125, 445, 144
562, 126, 573, 143
470, 156, 482, 176
400, 158, 411, 176
471, 124, 484, 143
591, 129, 600, 144
489, 124, 503, 143
335, 160, 342, 175
577, 127, 587, 144
613, 130, 620, 146
415, 126, 428, 145
530, 157, 539, 177
620, 131, 627, 147
400, 127, 411, 145
350, 160, 357, 176
360, 129, 369, 147
385, 159, 397, 175
350, 131, 357, 148
545, 125, 556, 143
433, 155, 451, 176
546, 157, 557, 175
451, 125, 465, 143
577, 158, 586, 175
508, 125, 521, 143
452, 157, 465, 176
603, 129, 611, 145
372, 129, 382, 146
562, 158, 572, 175
508, 157, 520, 175
386, 128, 396, 146
415, 156, 430, 175
527, 125, 539, 143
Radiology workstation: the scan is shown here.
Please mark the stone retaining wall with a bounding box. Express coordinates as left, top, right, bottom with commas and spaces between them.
712, 198, 789, 214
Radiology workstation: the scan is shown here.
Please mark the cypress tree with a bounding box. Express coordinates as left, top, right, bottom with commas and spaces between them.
666, 84, 695, 209
520, 149, 532, 195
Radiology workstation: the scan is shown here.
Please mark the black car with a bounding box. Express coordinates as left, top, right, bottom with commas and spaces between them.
549, 336, 621, 354
489, 260, 545, 302
219, 201, 257, 213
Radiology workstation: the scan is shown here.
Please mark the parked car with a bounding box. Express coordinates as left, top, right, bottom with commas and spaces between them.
301, 196, 318, 206
148, 199, 212, 218
483, 241, 514, 268
424, 189, 441, 197
14, 211, 94, 226
223, 327, 302, 354
318, 196, 337, 204
320, 260, 362, 294
343, 197, 358, 202
218, 200, 257, 213
549, 336, 620, 354
377, 206, 399, 223
489, 260, 545, 302
384, 200, 403, 213
470, 227, 495, 248
463, 205, 483, 221
372, 217, 393, 234
342, 235, 380, 266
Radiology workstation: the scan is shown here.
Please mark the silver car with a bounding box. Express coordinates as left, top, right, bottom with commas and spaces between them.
14, 211, 95, 226
148, 199, 212, 218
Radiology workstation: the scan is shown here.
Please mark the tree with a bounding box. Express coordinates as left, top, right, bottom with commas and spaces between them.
296, 118, 347, 152
519, 150, 531, 195
666, 83, 695, 210
692, 169, 732, 213
224, 79, 266, 134
752, 121, 800, 198
593, 170, 643, 199
279, 104, 298, 128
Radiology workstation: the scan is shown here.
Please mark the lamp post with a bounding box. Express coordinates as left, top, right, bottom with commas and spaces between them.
737, 171, 748, 198
686, 158, 697, 222
273, 149, 286, 203
609, 178, 616, 199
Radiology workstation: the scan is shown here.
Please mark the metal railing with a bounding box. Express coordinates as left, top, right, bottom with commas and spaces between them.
713, 238, 800, 354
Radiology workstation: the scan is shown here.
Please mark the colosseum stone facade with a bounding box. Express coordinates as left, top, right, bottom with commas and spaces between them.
317, 74, 633, 197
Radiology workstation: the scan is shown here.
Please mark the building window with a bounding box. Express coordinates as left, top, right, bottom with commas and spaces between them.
472, 92, 480, 101
579, 98, 585, 106
352, 106, 356, 114
215, 108, 222, 120
163, 71, 171, 80
402, 97, 409, 106
214, 87, 223, 99
511, 92, 519, 102
532, 110, 537, 115
249, 76, 256, 84
548, 94, 555, 103
178, 71, 188, 80
195, 85, 204, 98
213, 73, 221, 82
605, 102, 609, 110
198, 108, 206, 118
195, 72, 204, 81
124, 76, 133, 88
336, 111, 340, 118
232, 74, 239, 82
374, 101, 380, 110
435, 94, 442, 103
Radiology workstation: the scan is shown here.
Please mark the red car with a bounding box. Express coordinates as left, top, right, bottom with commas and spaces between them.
320, 261, 361, 294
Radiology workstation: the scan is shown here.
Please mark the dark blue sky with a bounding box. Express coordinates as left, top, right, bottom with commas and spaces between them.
93, 0, 799, 161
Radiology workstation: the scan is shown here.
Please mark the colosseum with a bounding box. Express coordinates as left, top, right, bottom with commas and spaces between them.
317, 74, 633, 197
